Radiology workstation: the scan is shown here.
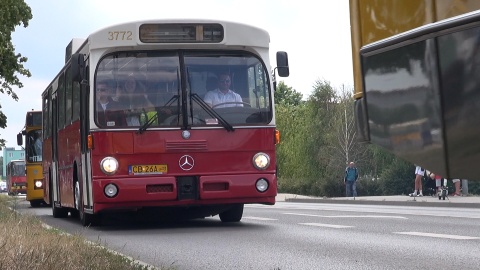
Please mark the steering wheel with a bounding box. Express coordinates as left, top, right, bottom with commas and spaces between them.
212, 102, 251, 109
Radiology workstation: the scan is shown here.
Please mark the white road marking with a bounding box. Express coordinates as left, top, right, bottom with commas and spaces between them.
246, 203, 480, 219
394, 232, 480, 240
242, 216, 278, 221
284, 212, 407, 219
299, 223, 353, 229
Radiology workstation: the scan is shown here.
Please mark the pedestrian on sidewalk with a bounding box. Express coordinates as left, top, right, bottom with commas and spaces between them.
430, 173, 449, 198
409, 165, 424, 197
451, 179, 462, 196
344, 162, 359, 197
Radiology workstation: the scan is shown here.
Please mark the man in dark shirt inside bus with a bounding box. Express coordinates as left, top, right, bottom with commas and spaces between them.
96, 80, 125, 127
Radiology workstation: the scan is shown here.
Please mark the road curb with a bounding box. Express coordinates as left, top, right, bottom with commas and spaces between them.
285, 198, 480, 208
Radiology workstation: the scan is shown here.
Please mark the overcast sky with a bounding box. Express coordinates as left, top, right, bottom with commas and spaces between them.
4, 0, 353, 152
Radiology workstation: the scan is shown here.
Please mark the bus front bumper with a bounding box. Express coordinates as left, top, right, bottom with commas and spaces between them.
91, 173, 277, 212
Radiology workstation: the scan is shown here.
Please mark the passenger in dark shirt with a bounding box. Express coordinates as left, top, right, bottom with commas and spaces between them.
96, 80, 126, 127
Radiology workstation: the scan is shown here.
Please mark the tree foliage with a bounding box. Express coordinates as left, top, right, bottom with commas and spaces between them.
274, 81, 303, 106
0, 0, 32, 147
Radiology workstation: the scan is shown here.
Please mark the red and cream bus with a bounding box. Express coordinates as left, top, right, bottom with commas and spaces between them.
42, 19, 289, 226
6, 160, 27, 195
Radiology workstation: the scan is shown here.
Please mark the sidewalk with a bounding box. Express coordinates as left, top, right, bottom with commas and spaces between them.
276, 193, 480, 208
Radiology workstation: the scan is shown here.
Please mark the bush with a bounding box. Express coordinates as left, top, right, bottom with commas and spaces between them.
356, 176, 382, 196
379, 160, 413, 195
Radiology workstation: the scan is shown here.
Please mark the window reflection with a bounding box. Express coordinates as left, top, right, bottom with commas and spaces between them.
95, 51, 272, 128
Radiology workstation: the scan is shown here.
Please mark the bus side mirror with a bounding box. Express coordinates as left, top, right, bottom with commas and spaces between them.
71, 53, 86, 83
17, 133, 23, 146
276, 51, 289, 77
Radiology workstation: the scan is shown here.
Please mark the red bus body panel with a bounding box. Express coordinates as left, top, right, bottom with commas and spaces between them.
44, 125, 277, 214
7, 175, 27, 194
90, 128, 276, 213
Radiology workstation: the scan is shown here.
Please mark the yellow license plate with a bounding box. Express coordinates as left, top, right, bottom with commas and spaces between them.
128, 164, 167, 175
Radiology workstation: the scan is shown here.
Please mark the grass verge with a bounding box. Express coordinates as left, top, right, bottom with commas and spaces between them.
0, 196, 174, 270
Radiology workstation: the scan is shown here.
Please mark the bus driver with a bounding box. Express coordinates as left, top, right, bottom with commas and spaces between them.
203, 73, 244, 108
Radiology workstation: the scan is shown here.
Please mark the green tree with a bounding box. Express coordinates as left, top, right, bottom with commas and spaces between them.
330, 86, 367, 166
306, 80, 340, 196
274, 81, 303, 106
378, 158, 413, 195
0, 0, 32, 148
274, 81, 308, 193
0, 156, 3, 179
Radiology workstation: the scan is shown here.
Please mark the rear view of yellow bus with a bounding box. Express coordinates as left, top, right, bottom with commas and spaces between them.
17, 111, 45, 207
350, 0, 480, 179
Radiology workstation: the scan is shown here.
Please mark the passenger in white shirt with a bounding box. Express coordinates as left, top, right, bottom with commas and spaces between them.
203, 73, 243, 108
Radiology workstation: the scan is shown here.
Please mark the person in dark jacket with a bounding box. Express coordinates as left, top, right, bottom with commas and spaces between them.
96, 80, 126, 127
344, 162, 359, 197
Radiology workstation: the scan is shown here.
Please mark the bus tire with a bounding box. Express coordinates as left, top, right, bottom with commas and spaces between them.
75, 180, 100, 226
81, 212, 100, 227
219, 204, 244, 222
51, 200, 68, 218
30, 200, 42, 208
51, 182, 68, 218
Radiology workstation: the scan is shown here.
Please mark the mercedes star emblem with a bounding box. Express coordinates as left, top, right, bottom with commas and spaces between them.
179, 155, 194, 171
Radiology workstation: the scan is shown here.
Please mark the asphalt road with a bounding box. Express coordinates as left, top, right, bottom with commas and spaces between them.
13, 198, 480, 270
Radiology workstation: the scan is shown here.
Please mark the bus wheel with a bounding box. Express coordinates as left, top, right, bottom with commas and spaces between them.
219, 204, 244, 222
30, 200, 41, 208
81, 212, 100, 227
51, 195, 68, 218
74, 181, 100, 227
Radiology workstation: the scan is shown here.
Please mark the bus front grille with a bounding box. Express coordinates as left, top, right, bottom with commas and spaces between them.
146, 184, 173, 193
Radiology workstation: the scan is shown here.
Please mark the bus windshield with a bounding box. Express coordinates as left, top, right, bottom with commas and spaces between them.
26, 130, 42, 162
12, 163, 26, 176
95, 51, 271, 129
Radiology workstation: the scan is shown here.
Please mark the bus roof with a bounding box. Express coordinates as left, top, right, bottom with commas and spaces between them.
8, 160, 25, 164
86, 19, 270, 51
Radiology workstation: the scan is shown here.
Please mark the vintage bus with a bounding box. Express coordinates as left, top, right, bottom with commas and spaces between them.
350, 0, 480, 179
6, 160, 27, 195
17, 111, 45, 207
42, 19, 289, 226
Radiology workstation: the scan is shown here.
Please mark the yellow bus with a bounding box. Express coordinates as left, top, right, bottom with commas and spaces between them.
349, 0, 480, 179
17, 111, 45, 207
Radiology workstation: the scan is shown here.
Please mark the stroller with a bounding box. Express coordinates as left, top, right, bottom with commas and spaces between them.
423, 174, 437, 196
422, 171, 449, 200
437, 178, 449, 200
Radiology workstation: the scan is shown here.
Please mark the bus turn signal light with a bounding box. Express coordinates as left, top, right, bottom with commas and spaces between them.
87, 134, 93, 149
275, 129, 280, 144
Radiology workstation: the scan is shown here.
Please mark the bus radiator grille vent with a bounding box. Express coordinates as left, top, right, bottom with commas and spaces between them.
165, 141, 207, 152
146, 184, 174, 193
203, 182, 229, 191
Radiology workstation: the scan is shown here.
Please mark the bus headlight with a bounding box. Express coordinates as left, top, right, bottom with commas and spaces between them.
34, 180, 43, 189
104, 183, 118, 198
100, 157, 119, 175
256, 178, 269, 192
252, 153, 270, 170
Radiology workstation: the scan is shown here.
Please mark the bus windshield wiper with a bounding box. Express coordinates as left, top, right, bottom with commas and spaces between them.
137, 95, 179, 134
190, 93, 234, 132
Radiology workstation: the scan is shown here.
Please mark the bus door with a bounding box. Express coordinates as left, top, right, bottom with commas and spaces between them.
79, 62, 92, 211
51, 92, 60, 204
